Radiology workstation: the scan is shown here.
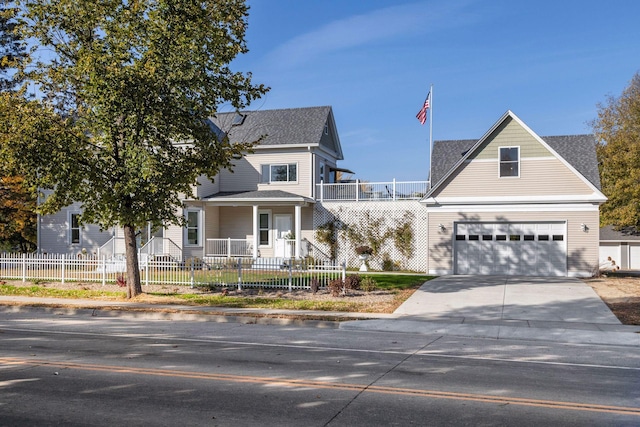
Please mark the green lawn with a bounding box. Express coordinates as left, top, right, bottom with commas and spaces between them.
0, 274, 435, 313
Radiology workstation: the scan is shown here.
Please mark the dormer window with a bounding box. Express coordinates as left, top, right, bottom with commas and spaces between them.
499, 147, 519, 177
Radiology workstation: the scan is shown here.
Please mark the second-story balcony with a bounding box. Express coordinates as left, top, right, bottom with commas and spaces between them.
316, 180, 429, 202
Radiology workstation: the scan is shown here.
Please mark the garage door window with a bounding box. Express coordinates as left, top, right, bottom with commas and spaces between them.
538, 235, 549, 241
455, 235, 466, 241
553, 235, 564, 241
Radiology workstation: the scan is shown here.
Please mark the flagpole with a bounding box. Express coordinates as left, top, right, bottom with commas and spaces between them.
429, 84, 433, 188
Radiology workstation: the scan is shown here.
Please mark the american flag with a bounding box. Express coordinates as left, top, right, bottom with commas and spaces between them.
416, 91, 430, 125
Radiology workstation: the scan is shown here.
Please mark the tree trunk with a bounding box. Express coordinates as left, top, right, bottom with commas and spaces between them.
123, 224, 142, 298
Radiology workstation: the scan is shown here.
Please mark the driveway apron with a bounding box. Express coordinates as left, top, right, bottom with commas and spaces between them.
394, 275, 621, 324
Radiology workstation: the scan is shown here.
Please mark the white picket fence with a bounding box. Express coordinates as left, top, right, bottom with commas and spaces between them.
0, 253, 346, 290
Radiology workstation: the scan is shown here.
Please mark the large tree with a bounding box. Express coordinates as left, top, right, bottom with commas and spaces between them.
0, 175, 37, 252
593, 72, 640, 231
4, 0, 268, 297
0, 3, 36, 253
0, 3, 26, 90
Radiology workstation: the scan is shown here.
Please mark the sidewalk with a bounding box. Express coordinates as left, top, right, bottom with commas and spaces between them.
0, 293, 639, 347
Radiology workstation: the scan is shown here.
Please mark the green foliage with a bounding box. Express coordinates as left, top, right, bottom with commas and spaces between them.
0, 175, 36, 252
315, 220, 339, 260
360, 276, 377, 292
361, 274, 433, 290
593, 71, 640, 229
344, 211, 391, 257
392, 212, 414, 264
3, 0, 268, 296
0, 4, 27, 91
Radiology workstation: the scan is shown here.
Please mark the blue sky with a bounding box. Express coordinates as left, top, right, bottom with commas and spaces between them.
232, 0, 640, 181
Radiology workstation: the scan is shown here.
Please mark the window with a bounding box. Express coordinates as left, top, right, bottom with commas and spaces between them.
524, 235, 535, 241
324, 122, 329, 135
482, 235, 493, 241
70, 213, 81, 244
496, 235, 507, 241
259, 211, 271, 246
455, 235, 466, 241
538, 235, 549, 241
468, 235, 479, 241
319, 162, 325, 183
509, 235, 521, 241
552, 235, 564, 241
499, 147, 519, 177
261, 163, 297, 183
185, 210, 200, 246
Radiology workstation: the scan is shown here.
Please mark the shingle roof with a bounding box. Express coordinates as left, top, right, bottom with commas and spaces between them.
600, 225, 640, 241
209, 106, 333, 147
430, 134, 601, 190
202, 190, 314, 203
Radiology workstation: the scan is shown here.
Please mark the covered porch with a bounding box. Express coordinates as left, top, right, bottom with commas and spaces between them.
187, 190, 316, 260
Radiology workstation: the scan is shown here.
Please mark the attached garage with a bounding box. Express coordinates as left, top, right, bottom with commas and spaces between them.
454, 222, 567, 276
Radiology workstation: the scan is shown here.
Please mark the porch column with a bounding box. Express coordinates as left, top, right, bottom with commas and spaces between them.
252, 205, 259, 259
294, 205, 301, 259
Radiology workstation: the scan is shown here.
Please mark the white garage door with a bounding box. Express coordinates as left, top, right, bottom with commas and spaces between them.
454, 222, 567, 276
629, 245, 640, 270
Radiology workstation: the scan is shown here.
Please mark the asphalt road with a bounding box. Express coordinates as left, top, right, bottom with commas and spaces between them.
1, 308, 639, 426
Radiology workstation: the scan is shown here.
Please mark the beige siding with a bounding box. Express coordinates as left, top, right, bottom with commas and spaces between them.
218, 149, 312, 197
433, 116, 595, 199
435, 158, 593, 198
470, 117, 551, 160
428, 209, 599, 275
204, 206, 220, 239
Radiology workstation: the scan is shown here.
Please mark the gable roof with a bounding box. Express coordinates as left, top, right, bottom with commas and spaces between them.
208, 106, 343, 159
428, 111, 602, 193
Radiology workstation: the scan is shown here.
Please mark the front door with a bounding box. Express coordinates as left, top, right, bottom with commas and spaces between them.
274, 214, 292, 258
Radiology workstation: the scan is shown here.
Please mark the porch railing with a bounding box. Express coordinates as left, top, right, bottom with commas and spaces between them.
139, 237, 182, 261
206, 238, 253, 258
316, 180, 429, 202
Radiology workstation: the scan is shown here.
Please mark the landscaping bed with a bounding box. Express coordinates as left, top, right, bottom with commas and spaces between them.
585, 275, 640, 325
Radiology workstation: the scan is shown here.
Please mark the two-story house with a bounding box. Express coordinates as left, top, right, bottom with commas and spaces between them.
38, 106, 347, 261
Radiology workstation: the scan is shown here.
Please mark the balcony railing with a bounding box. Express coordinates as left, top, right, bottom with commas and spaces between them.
206, 238, 253, 258
316, 180, 429, 202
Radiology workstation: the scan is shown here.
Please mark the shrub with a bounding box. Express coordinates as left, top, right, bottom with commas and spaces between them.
355, 245, 373, 255
328, 279, 343, 297
116, 275, 127, 287
343, 274, 361, 290
361, 276, 377, 292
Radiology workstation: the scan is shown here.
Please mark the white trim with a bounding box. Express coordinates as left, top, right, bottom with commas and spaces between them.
425, 203, 600, 213
68, 211, 82, 246
423, 193, 607, 205
258, 209, 272, 248
259, 162, 299, 184
183, 208, 203, 247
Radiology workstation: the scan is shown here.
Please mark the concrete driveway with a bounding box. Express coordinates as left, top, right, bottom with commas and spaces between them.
394, 275, 620, 324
